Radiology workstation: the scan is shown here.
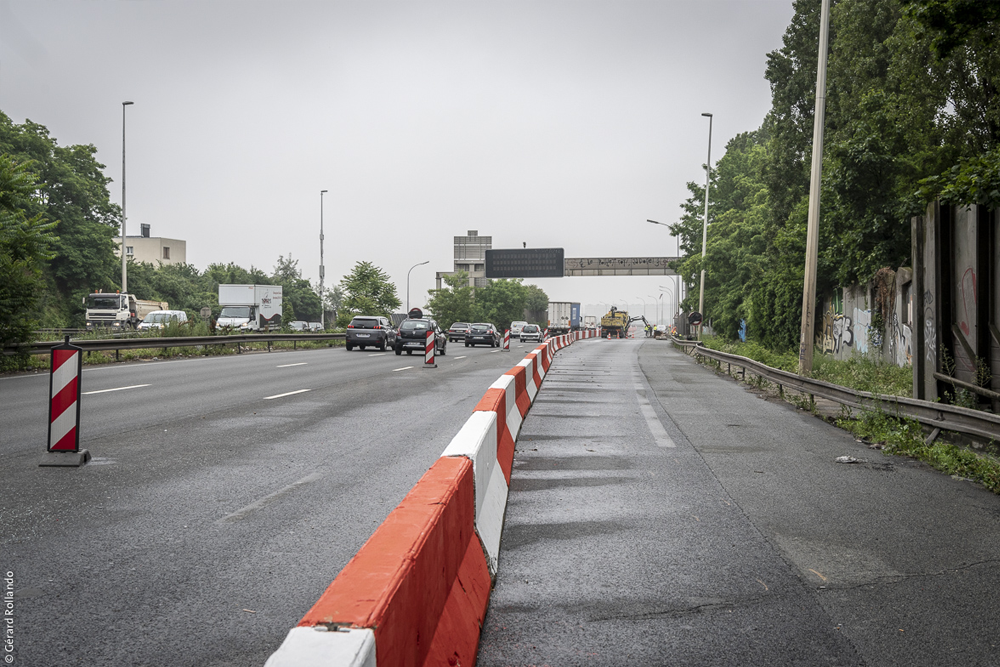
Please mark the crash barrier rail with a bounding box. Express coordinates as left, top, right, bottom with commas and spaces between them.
2, 332, 346, 357
671, 337, 1000, 443
265, 330, 586, 666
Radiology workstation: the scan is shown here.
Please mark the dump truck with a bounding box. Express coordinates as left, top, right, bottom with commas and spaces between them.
84, 291, 168, 330
600, 306, 630, 339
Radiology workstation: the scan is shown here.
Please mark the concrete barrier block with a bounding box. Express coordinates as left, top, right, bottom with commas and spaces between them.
264, 627, 375, 667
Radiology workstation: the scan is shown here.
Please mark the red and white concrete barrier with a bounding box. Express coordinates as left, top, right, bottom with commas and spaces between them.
265, 327, 599, 665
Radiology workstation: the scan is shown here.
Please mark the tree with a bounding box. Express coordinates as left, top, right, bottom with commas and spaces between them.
426, 271, 475, 327
272, 254, 321, 322
0, 112, 123, 326
523, 284, 549, 317
471, 279, 527, 331
0, 155, 57, 365
336, 261, 401, 327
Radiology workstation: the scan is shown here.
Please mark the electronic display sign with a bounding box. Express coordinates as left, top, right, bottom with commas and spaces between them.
485, 248, 564, 278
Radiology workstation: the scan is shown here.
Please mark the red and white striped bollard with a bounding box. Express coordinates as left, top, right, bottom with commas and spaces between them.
423, 329, 436, 368
503, 329, 510, 350
41, 336, 91, 467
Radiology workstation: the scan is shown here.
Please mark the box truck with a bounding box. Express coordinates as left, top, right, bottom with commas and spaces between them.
547, 302, 581, 334
217, 284, 283, 331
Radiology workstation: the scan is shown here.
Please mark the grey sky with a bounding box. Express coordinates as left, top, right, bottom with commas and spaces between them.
2, 0, 795, 321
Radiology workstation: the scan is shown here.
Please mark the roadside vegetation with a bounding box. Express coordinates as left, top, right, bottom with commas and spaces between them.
691, 334, 1000, 495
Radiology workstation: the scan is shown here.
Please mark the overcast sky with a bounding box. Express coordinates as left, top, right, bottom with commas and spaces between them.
2, 0, 795, 321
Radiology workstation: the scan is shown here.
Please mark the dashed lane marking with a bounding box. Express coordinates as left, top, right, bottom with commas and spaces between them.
217, 472, 323, 523
263, 389, 311, 400
392, 366, 413, 372
276, 362, 307, 368
83, 384, 150, 395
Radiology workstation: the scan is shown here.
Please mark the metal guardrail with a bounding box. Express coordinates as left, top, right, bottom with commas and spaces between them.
3, 332, 346, 357
671, 337, 1000, 443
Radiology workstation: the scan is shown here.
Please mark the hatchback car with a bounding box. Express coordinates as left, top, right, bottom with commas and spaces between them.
345, 315, 396, 351
138, 310, 188, 331
395, 317, 446, 356
465, 323, 501, 347
447, 322, 472, 342
519, 323, 542, 343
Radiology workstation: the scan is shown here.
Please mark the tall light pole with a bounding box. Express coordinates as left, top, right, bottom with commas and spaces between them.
659, 284, 675, 326
699, 112, 713, 340
647, 219, 683, 324
407, 261, 429, 312
648, 295, 659, 326
121, 101, 134, 293
636, 296, 648, 321
319, 189, 328, 329
798, 0, 832, 376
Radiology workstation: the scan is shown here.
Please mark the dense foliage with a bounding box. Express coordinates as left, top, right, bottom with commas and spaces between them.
0, 156, 58, 364
670, 0, 1000, 351
335, 261, 401, 327
425, 274, 546, 332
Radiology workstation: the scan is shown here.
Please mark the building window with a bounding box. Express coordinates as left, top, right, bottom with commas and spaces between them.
162, 246, 171, 260
126, 246, 134, 256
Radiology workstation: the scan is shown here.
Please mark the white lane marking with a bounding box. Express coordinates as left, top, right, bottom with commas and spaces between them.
392, 366, 413, 372
217, 472, 323, 523
634, 374, 675, 448
83, 384, 151, 395
276, 362, 307, 368
454, 356, 467, 360
263, 389, 311, 400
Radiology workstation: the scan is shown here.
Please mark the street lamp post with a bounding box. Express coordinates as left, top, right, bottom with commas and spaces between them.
121, 101, 133, 293
407, 261, 429, 312
636, 296, 648, 321
646, 218, 683, 326
648, 295, 659, 326
699, 112, 713, 340
319, 189, 328, 329
659, 284, 675, 327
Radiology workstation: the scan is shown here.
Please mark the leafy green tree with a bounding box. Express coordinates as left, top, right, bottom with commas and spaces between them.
336, 261, 401, 327
272, 254, 321, 322
426, 271, 474, 327
523, 284, 549, 314
0, 155, 57, 365
471, 279, 527, 331
0, 112, 121, 325
322, 285, 344, 326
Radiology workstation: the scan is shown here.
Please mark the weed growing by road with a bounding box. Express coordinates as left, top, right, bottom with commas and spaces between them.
837, 401, 1000, 494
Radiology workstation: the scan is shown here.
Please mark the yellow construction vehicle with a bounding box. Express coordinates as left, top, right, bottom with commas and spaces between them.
600, 307, 630, 339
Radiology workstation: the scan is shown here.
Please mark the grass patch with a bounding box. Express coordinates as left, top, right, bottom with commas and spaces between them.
698, 335, 912, 397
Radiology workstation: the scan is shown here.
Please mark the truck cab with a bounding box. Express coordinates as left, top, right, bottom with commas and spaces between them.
84, 292, 166, 330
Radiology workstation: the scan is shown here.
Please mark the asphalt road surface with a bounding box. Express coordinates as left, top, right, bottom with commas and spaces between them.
0, 341, 527, 666
477, 339, 1000, 666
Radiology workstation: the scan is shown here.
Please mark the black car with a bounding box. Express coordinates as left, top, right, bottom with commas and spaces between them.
394, 317, 447, 356
345, 315, 397, 351
465, 322, 501, 347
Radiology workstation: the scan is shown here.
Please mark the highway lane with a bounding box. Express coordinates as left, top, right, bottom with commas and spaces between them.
478, 339, 1000, 666
0, 341, 528, 666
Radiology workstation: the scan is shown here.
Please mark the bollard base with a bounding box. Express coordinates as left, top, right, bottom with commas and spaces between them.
422, 363, 437, 368
39, 449, 91, 467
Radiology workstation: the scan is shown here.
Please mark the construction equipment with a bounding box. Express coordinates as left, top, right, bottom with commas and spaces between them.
600, 307, 653, 339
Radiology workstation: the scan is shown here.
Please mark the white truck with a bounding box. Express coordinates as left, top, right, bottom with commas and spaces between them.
217, 284, 283, 331
84, 291, 168, 330
547, 301, 581, 335
583, 315, 597, 330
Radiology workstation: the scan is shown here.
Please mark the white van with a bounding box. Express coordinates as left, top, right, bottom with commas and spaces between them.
138, 310, 189, 331
510, 321, 528, 336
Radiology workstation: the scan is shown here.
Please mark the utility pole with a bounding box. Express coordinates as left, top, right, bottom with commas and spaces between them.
121, 101, 134, 293
320, 189, 328, 329
698, 112, 713, 340
798, 0, 831, 376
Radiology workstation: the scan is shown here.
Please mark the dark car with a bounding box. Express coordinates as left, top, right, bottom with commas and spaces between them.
465, 322, 500, 347
395, 318, 447, 356
447, 322, 472, 343
345, 315, 397, 351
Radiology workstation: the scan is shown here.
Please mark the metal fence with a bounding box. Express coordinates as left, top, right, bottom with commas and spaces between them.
671, 338, 1000, 443
3, 333, 346, 357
